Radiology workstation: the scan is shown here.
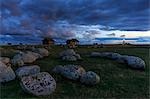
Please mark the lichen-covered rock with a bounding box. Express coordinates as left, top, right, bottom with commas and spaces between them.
11, 54, 24, 66
61, 65, 86, 80
0, 61, 16, 83
26, 51, 42, 59
20, 72, 56, 96
105, 52, 122, 60
59, 49, 81, 61
21, 52, 38, 63
91, 52, 101, 57
11, 51, 40, 66
32, 48, 49, 57
59, 49, 76, 57
52, 65, 64, 74
80, 71, 100, 85
62, 55, 77, 61
123, 56, 145, 69
74, 54, 81, 60
15, 65, 40, 78
115, 55, 129, 63
0, 57, 10, 64
64, 65, 86, 76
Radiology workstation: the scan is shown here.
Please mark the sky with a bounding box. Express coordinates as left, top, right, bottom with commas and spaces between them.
0, 0, 150, 45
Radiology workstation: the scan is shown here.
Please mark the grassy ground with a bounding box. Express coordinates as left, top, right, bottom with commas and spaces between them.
0, 45, 150, 99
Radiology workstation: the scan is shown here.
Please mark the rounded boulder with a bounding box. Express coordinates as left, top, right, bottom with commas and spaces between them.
80, 71, 100, 85
20, 72, 56, 96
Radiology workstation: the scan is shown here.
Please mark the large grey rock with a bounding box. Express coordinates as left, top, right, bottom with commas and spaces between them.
32, 48, 49, 57
74, 54, 81, 60
20, 72, 56, 96
0, 61, 16, 83
11, 54, 24, 66
104, 52, 122, 60
11, 51, 40, 66
123, 56, 145, 69
0, 57, 10, 64
59, 49, 76, 57
52, 65, 86, 80
26, 51, 42, 59
21, 52, 38, 63
52, 65, 64, 74
15, 65, 40, 78
60, 49, 81, 61
80, 71, 100, 85
62, 55, 77, 61
61, 65, 86, 80
91, 52, 102, 57
115, 55, 129, 63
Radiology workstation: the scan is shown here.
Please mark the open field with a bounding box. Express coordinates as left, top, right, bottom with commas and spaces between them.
0, 45, 150, 98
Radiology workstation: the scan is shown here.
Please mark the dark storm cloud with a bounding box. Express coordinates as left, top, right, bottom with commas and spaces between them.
0, 0, 150, 44
107, 33, 116, 37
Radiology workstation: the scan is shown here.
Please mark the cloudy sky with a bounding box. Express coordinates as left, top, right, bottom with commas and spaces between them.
0, 0, 150, 44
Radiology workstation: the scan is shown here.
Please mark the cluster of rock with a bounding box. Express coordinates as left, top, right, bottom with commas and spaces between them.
0, 57, 16, 83
52, 65, 100, 85
15, 65, 56, 96
59, 49, 81, 61
11, 48, 49, 66
91, 52, 145, 70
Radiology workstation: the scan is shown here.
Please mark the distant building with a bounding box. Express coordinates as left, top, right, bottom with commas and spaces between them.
66, 39, 79, 48
42, 38, 55, 45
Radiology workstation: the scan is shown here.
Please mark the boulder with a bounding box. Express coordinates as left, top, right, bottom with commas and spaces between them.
105, 52, 122, 60
115, 55, 129, 63
62, 55, 77, 61
123, 56, 145, 69
26, 51, 42, 59
80, 71, 100, 85
11, 54, 24, 66
91, 52, 101, 57
61, 65, 86, 80
32, 48, 49, 57
15, 65, 40, 78
59, 49, 81, 61
0, 57, 10, 64
11, 51, 40, 66
52, 65, 64, 74
0, 61, 16, 83
20, 72, 56, 96
74, 54, 82, 60
59, 49, 76, 57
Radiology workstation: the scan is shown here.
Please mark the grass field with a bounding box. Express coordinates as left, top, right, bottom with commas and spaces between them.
0, 45, 150, 98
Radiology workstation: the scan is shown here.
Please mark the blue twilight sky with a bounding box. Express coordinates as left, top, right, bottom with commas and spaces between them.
0, 0, 150, 44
